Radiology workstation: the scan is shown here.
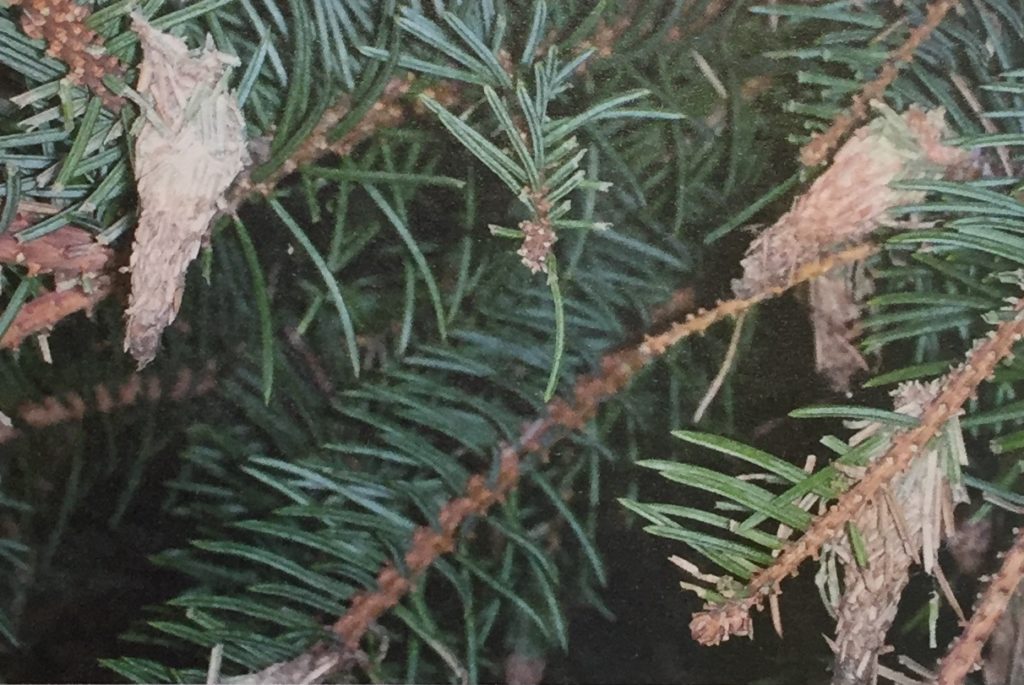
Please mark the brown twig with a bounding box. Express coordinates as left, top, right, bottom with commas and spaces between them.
799, 0, 960, 166
689, 295, 1024, 646
223, 77, 461, 215
0, 276, 112, 350
0, 214, 116, 349
241, 243, 876, 683
934, 527, 1024, 685
515, 185, 557, 273
8, 0, 126, 110
638, 244, 876, 360
0, 358, 219, 444
333, 440, 523, 647
0, 0, 701, 351
1, 215, 114, 277
580, 247, 862, 427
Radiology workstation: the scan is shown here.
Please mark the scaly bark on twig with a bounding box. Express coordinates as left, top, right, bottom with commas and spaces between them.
690, 296, 1024, 646
0, 360, 219, 443
800, 0, 961, 166
8, 0, 126, 110
238, 243, 876, 683
935, 527, 1024, 685
0, 215, 116, 349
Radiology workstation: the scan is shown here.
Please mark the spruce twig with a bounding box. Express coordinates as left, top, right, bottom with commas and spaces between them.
935, 527, 1024, 685
0, 214, 115, 349
0, 2, 682, 350
0, 216, 113, 276
690, 295, 1024, 646
638, 245, 876, 359
222, 77, 439, 213
237, 243, 876, 682
0, 360, 218, 444
799, 0, 961, 166
0, 277, 112, 349
7, 0, 126, 110
333, 443, 524, 647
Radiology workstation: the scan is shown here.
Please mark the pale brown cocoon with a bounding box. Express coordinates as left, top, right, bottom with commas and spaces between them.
734, 105, 967, 300
126, 15, 249, 367
734, 105, 968, 390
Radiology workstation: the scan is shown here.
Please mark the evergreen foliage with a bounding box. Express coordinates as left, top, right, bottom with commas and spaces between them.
0, 0, 1023, 683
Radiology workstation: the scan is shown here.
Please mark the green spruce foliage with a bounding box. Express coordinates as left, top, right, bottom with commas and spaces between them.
1, 0, 1023, 683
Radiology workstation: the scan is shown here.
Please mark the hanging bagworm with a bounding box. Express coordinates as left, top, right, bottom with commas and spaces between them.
125, 14, 249, 367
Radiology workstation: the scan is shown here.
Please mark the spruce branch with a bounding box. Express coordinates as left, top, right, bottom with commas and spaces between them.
333, 443, 524, 648
0, 1, 682, 359
222, 0, 675, 216
5, 9, 422, 361
236, 242, 877, 683
2, 214, 113, 277
639, 244, 877, 360
6, 0, 125, 110
0, 275, 111, 350
690, 295, 1024, 646
10, 2, 1002, 679
220, 77, 462, 214
828, 381, 968, 685
0, 359, 218, 444
0, 212, 115, 349
935, 527, 1024, 685
223, 0, 693, 221
799, 0, 961, 167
